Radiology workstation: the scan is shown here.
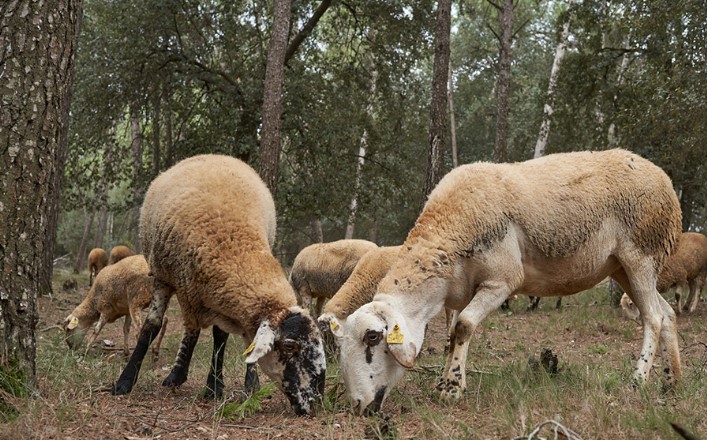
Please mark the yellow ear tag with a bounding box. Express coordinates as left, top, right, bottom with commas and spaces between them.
386, 324, 404, 344
330, 320, 339, 332
67, 316, 79, 330
243, 340, 255, 356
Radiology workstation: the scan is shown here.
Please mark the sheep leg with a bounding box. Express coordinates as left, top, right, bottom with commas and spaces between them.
437, 283, 510, 400
611, 266, 665, 386
162, 328, 200, 389
314, 297, 324, 317
301, 292, 313, 315
443, 309, 458, 354
527, 296, 540, 311
657, 296, 681, 387
684, 275, 704, 313
122, 315, 132, 356
85, 316, 107, 355
112, 280, 173, 395
152, 316, 168, 360
203, 325, 228, 400
244, 363, 260, 395
673, 285, 683, 314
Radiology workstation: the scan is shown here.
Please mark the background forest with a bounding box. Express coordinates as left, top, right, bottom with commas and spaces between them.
58, 0, 707, 271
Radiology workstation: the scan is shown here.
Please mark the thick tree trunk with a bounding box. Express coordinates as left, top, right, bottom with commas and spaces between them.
310, 218, 324, 243
130, 104, 143, 253
534, 7, 572, 159
492, 0, 514, 164
0, 0, 83, 388
259, 0, 292, 198
419, 0, 452, 212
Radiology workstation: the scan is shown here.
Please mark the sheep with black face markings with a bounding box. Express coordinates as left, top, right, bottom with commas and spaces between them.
290, 239, 378, 317
110, 154, 326, 416
621, 231, 707, 319
87, 247, 108, 287
339, 149, 682, 415
63, 255, 167, 357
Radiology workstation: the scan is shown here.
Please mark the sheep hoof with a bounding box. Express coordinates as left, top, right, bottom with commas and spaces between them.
200, 385, 223, 400
435, 378, 464, 401
162, 371, 187, 389
111, 381, 133, 395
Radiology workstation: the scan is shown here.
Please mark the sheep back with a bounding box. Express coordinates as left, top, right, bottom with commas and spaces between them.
403, 149, 680, 273
324, 245, 402, 320
109, 245, 135, 265
657, 232, 707, 292
139, 154, 290, 334
290, 239, 378, 302
88, 248, 108, 273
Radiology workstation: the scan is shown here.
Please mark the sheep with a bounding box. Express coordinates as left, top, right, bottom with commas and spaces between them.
64, 255, 167, 357
620, 232, 707, 318
87, 247, 108, 287
109, 245, 135, 265
110, 154, 325, 416
290, 239, 378, 317
319, 246, 471, 350
338, 149, 682, 415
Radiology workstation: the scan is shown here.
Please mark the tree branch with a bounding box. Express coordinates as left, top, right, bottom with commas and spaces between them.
285, 0, 335, 64
486, 0, 502, 11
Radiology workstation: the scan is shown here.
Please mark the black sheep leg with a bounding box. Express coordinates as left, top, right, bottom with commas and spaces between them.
244, 363, 260, 395
112, 280, 173, 395
162, 328, 201, 388
203, 325, 228, 399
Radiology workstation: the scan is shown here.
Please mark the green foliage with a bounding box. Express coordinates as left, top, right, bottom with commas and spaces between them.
218, 383, 277, 420
0, 362, 28, 423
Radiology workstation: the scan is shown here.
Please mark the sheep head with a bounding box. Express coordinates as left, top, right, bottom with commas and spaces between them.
62, 313, 91, 349
339, 298, 423, 415
245, 307, 326, 416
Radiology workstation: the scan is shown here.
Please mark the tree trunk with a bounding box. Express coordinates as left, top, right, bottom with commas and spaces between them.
534, 6, 572, 159
284, 0, 333, 64
130, 104, 143, 253
164, 88, 174, 168
607, 34, 632, 147
0, 0, 83, 389
259, 0, 292, 198
346, 53, 378, 239
310, 218, 324, 243
73, 208, 95, 274
492, 0, 514, 164
419, 0, 452, 213
151, 90, 161, 177
448, 59, 458, 168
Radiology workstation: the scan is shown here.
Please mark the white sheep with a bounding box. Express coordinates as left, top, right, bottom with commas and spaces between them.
290, 239, 378, 316
63, 255, 167, 357
87, 247, 108, 287
110, 154, 325, 416
621, 231, 707, 319
339, 149, 682, 414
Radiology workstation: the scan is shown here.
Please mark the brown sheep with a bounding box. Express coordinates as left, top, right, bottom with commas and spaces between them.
621, 232, 707, 318
64, 255, 167, 357
87, 247, 108, 287
290, 239, 378, 316
108, 245, 135, 265
339, 149, 682, 414
111, 154, 325, 416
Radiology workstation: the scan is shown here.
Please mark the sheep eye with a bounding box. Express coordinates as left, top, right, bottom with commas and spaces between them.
364, 330, 382, 346
280, 339, 299, 354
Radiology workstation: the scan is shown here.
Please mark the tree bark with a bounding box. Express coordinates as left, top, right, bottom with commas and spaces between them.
492, 0, 514, 164
151, 89, 161, 177
310, 218, 324, 243
259, 0, 292, 198
285, 0, 333, 64
419, 0, 452, 213
534, 5, 572, 159
448, 59, 458, 168
130, 104, 143, 253
0, 0, 83, 388
73, 208, 95, 274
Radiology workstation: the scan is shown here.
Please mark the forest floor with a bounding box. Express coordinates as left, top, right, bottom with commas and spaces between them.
1, 271, 705, 440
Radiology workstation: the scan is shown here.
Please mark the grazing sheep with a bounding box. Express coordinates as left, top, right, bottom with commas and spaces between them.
109, 245, 135, 265
87, 247, 108, 287
339, 149, 682, 414
621, 232, 707, 318
111, 154, 325, 416
290, 239, 378, 316
64, 255, 167, 357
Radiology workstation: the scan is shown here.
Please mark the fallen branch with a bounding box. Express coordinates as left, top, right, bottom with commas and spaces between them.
512, 419, 584, 440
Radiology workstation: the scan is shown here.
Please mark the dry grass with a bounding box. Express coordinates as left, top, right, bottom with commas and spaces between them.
1, 271, 705, 439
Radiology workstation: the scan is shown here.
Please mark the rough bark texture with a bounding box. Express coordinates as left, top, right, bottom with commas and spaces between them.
534, 8, 571, 159
73, 208, 94, 274
419, 0, 452, 213
130, 104, 143, 253
151, 90, 161, 177
0, 0, 83, 387
448, 59, 458, 168
493, 0, 514, 164
259, 0, 292, 198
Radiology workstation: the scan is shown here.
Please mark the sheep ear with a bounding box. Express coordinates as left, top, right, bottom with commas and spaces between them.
244, 321, 276, 364
328, 317, 344, 339
65, 315, 79, 330
386, 324, 416, 368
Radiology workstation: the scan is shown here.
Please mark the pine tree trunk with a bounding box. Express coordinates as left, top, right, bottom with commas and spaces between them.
151, 90, 161, 177
534, 7, 572, 159
419, 0, 452, 212
493, 0, 514, 164
310, 218, 324, 243
259, 0, 292, 198
130, 104, 143, 253
0, 0, 83, 388
73, 208, 95, 274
